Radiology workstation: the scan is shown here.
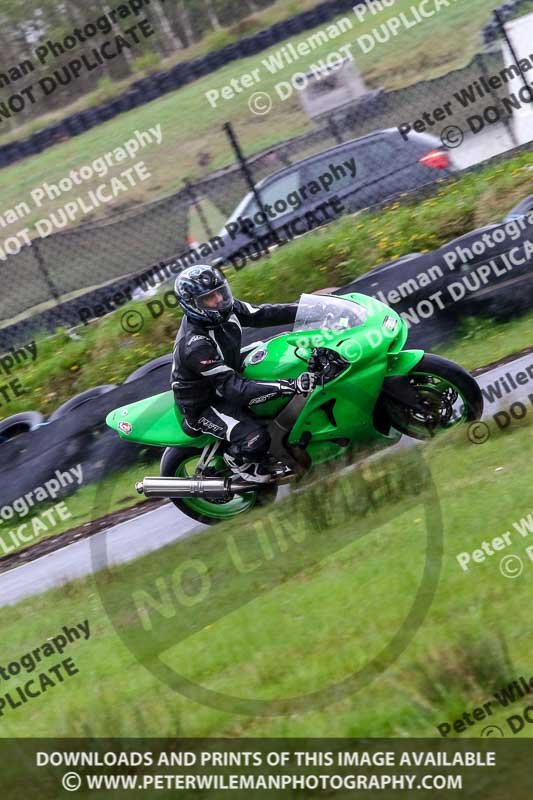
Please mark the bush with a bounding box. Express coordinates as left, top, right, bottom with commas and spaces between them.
92, 77, 118, 104
133, 51, 161, 75
202, 28, 237, 51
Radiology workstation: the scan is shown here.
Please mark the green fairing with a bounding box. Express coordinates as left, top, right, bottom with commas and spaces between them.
106, 293, 424, 462
106, 392, 212, 448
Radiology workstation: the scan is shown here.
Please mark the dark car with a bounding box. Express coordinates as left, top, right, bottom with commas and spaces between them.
181, 128, 455, 269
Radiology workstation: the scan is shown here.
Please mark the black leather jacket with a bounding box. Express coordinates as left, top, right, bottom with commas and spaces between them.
171, 299, 298, 414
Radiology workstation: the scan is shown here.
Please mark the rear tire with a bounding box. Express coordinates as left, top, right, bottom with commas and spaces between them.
380, 354, 483, 440
160, 446, 278, 526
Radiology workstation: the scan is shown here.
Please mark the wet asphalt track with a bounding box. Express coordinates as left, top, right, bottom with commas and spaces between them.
0, 352, 531, 607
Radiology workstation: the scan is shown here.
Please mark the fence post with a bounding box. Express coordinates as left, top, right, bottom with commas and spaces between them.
183, 178, 215, 242
32, 240, 61, 304
478, 51, 518, 147
493, 9, 531, 102
328, 115, 343, 144
222, 121, 283, 249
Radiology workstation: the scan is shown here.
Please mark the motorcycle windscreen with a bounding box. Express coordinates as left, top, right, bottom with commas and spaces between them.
294, 293, 368, 334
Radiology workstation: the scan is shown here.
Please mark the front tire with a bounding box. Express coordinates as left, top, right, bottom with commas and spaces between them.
380, 354, 483, 440
160, 446, 278, 526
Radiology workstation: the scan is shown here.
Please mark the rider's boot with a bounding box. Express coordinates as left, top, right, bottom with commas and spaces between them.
223, 451, 273, 484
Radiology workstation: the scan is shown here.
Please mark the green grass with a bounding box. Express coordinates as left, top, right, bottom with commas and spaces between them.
0, 413, 531, 738
0, 458, 159, 560
0, 0, 497, 229
434, 315, 533, 372
2, 146, 532, 421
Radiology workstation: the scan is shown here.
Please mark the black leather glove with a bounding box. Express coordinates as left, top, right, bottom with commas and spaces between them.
278, 373, 318, 397
293, 372, 318, 394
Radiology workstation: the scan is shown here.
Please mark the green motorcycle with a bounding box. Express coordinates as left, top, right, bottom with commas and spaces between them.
106, 293, 483, 525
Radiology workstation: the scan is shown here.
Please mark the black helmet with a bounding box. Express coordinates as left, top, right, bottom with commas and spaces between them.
175, 265, 234, 325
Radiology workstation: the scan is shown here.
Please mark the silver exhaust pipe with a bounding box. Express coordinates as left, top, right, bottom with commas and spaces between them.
135, 476, 259, 499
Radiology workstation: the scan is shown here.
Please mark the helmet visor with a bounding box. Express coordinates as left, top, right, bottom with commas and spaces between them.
196, 283, 233, 314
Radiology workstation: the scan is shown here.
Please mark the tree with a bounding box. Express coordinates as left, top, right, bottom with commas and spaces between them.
148, 0, 183, 55
171, 1, 195, 48
203, 0, 222, 31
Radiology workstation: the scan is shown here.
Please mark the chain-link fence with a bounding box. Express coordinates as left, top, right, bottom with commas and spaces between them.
1, 4, 532, 350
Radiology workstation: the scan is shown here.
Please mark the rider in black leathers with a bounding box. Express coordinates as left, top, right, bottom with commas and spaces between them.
171, 265, 314, 483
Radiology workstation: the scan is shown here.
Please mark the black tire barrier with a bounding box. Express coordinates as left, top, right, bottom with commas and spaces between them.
314, 6, 334, 23
284, 16, 310, 36
48, 385, 117, 423
18, 140, 39, 157
0, 412, 44, 445
63, 114, 86, 136
203, 51, 226, 71
34, 127, 57, 148
0, 356, 175, 506
0, 432, 96, 509
155, 71, 176, 93
84, 426, 159, 483
96, 102, 120, 122
167, 63, 189, 89
3, 0, 507, 171
187, 58, 212, 79
218, 42, 242, 64
239, 37, 264, 57
132, 76, 162, 102
4, 142, 23, 164
124, 354, 173, 384
115, 92, 134, 112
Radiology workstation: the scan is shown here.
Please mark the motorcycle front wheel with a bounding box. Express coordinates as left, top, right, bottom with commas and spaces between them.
379, 354, 483, 441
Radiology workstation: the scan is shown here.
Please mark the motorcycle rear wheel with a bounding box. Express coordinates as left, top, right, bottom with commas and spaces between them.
160, 446, 278, 525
